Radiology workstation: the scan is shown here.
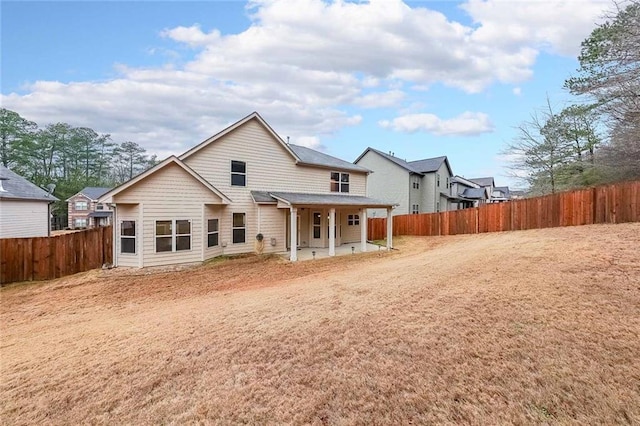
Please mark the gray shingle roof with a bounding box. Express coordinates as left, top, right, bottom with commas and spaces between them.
469, 177, 495, 187
461, 187, 487, 199
359, 148, 423, 174
251, 191, 394, 207
289, 144, 370, 173
494, 186, 510, 197
0, 165, 59, 202
407, 156, 448, 173
78, 187, 112, 200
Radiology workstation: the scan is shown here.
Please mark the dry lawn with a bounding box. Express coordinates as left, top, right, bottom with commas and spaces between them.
1, 223, 639, 424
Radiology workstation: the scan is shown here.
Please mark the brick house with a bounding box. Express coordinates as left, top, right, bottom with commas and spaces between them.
67, 187, 113, 229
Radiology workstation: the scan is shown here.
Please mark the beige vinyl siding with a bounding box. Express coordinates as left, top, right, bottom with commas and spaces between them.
355, 150, 409, 217
183, 119, 366, 255
341, 209, 362, 244
113, 163, 226, 267
0, 200, 49, 238
116, 204, 139, 267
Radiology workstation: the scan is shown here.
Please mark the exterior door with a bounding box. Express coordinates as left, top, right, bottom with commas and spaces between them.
310, 211, 323, 248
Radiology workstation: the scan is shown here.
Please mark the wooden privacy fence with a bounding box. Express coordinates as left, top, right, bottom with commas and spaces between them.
368, 180, 640, 241
0, 226, 113, 285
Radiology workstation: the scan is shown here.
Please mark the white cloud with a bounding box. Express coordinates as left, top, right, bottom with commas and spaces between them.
1, 0, 611, 157
379, 112, 494, 136
513, 87, 522, 96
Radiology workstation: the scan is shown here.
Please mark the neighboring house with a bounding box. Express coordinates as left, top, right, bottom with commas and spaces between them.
450, 176, 489, 208
67, 187, 113, 229
98, 112, 394, 267
354, 148, 455, 217
469, 177, 512, 203
0, 165, 59, 238
492, 186, 511, 203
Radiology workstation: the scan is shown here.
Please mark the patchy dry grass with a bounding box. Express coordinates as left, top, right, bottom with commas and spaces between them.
1, 223, 639, 424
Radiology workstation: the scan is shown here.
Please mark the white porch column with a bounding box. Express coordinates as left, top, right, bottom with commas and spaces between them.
329, 207, 336, 256
360, 208, 367, 252
290, 207, 297, 262
386, 207, 393, 250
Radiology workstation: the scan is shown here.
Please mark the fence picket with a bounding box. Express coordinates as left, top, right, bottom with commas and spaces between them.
367, 181, 640, 240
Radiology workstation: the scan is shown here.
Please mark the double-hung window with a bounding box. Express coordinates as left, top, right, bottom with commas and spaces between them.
74, 218, 87, 228
207, 219, 219, 247
231, 160, 246, 186
121, 221, 136, 254
347, 214, 360, 226
232, 213, 246, 244
75, 200, 88, 210
156, 220, 191, 252
436, 173, 441, 187
330, 172, 349, 193
412, 204, 419, 214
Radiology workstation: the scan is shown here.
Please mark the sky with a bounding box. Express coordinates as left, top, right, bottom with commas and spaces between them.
1, 0, 614, 188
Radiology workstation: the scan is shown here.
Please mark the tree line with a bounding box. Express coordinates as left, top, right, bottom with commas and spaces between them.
505, 0, 640, 195
0, 108, 157, 220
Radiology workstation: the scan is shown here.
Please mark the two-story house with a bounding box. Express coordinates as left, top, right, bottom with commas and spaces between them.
98, 112, 394, 267
353, 148, 455, 217
67, 187, 113, 229
450, 176, 488, 209
0, 165, 59, 238
468, 177, 511, 203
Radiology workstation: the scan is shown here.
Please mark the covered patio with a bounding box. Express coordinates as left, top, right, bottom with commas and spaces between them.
279, 242, 389, 261
252, 191, 395, 261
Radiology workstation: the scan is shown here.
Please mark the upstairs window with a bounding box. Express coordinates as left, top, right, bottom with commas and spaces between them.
231, 160, 246, 186
121, 221, 136, 254
75, 200, 88, 210
347, 214, 360, 226
412, 180, 420, 189
96, 203, 104, 210
331, 172, 349, 193
436, 173, 441, 187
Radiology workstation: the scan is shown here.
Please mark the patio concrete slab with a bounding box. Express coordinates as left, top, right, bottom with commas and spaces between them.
278, 243, 388, 261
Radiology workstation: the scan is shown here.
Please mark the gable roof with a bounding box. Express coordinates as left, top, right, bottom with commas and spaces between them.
451, 175, 481, 188
289, 144, 370, 173
355, 147, 453, 176
98, 156, 232, 204
179, 112, 365, 173
469, 177, 495, 187
0, 165, 59, 202
354, 147, 422, 174
179, 111, 299, 162
67, 186, 112, 202
408, 156, 452, 175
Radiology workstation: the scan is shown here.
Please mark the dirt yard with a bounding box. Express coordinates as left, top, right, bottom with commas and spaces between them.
1, 223, 639, 424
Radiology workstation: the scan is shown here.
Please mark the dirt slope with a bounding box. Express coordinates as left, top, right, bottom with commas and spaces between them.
1, 223, 639, 424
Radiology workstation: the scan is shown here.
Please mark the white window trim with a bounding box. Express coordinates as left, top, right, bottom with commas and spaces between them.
154, 219, 192, 253
75, 200, 88, 211
330, 171, 350, 193
230, 160, 247, 187
207, 218, 219, 248
232, 212, 246, 244
120, 220, 136, 255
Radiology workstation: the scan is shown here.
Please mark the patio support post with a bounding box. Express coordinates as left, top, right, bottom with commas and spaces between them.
386, 207, 393, 250
329, 207, 336, 256
290, 207, 297, 262
360, 208, 367, 252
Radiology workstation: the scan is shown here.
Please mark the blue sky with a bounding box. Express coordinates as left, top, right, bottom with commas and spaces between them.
2, 0, 611, 188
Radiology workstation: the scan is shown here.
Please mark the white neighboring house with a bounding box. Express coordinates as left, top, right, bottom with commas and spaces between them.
98, 112, 395, 267
0, 165, 59, 238
354, 147, 456, 217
